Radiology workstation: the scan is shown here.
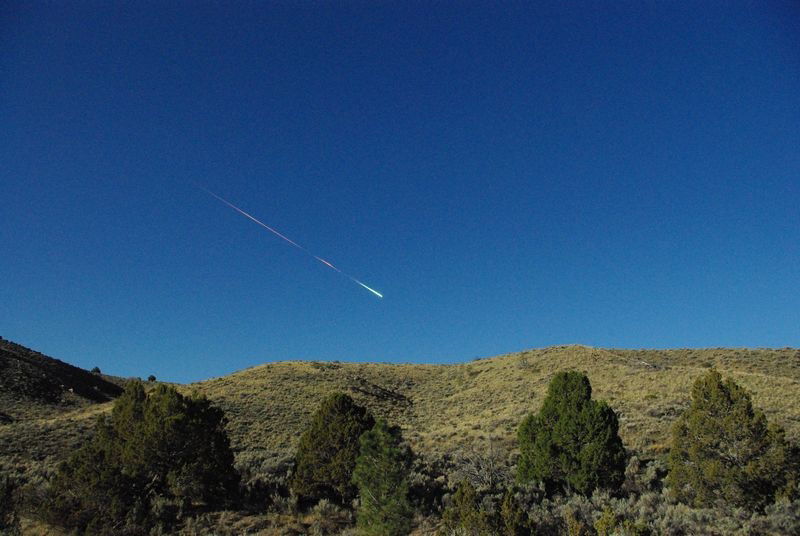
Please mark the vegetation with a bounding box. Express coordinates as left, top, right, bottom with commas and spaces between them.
0, 475, 21, 535
2, 341, 800, 534
0, 338, 122, 407
41, 381, 239, 534
291, 392, 375, 505
517, 371, 626, 496
667, 369, 800, 511
438, 480, 495, 535
351, 419, 413, 535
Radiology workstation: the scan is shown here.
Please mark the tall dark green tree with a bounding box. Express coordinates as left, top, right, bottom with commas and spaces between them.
351, 419, 413, 536
668, 370, 799, 511
517, 371, 626, 496
291, 393, 375, 505
45, 381, 239, 534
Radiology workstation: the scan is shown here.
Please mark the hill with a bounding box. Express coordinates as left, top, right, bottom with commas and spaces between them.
2, 341, 800, 484
0, 338, 123, 466
190, 345, 800, 473
0, 337, 122, 413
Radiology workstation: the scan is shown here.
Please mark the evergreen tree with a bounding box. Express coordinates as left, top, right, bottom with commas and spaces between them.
291, 392, 375, 505
667, 370, 799, 511
517, 371, 625, 496
45, 381, 239, 534
351, 419, 413, 536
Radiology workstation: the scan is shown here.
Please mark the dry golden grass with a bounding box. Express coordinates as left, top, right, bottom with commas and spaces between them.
187, 345, 800, 467
3, 345, 799, 480
3, 345, 800, 535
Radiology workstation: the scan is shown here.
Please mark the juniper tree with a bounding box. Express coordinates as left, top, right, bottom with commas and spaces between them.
351, 419, 413, 536
291, 392, 375, 505
45, 381, 239, 534
667, 370, 799, 511
517, 371, 626, 496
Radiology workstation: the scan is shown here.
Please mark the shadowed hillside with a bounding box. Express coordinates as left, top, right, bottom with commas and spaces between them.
0, 338, 123, 462
0, 338, 122, 408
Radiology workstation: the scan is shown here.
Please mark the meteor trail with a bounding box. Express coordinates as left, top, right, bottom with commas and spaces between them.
198, 186, 383, 298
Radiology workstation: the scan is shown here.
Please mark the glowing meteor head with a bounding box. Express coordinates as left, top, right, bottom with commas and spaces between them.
357, 281, 383, 298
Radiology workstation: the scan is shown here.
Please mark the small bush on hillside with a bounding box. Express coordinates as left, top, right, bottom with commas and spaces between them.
291, 393, 375, 506
517, 371, 626, 496
42, 381, 239, 534
437, 481, 495, 536
352, 419, 413, 536
449, 440, 512, 492
407, 456, 448, 516
0, 475, 21, 535
667, 369, 800, 511
500, 489, 532, 536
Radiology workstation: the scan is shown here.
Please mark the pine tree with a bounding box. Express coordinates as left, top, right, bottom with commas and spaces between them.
351, 419, 413, 536
291, 393, 375, 505
667, 370, 799, 511
517, 371, 626, 496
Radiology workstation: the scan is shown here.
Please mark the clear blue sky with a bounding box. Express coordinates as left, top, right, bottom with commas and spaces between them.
2, 2, 799, 382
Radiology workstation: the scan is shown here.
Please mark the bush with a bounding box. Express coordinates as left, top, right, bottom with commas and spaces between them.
0, 475, 21, 535
500, 489, 531, 536
291, 393, 375, 505
147, 374, 156, 382
43, 381, 239, 534
437, 481, 495, 536
667, 370, 800, 511
351, 419, 413, 536
517, 371, 626, 496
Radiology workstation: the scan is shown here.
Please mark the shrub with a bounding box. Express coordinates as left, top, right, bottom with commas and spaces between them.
291, 393, 375, 505
450, 440, 512, 492
500, 489, 531, 536
0, 475, 21, 535
667, 370, 800, 511
147, 375, 156, 382
517, 371, 626, 496
43, 381, 239, 533
351, 419, 413, 536
91, 366, 101, 374
437, 481, 495, 536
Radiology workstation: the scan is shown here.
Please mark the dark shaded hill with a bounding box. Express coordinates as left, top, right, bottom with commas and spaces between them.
0, 337, 122, 413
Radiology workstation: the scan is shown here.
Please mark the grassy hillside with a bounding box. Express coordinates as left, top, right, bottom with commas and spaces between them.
190, 345, 800, 472
3, 343, 799, 482
3, 342, 800, 535
0, 337, 122, 409
0, 338, 124, 481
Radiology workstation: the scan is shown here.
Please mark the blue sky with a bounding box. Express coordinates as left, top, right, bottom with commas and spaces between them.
2, 2, 799, 382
